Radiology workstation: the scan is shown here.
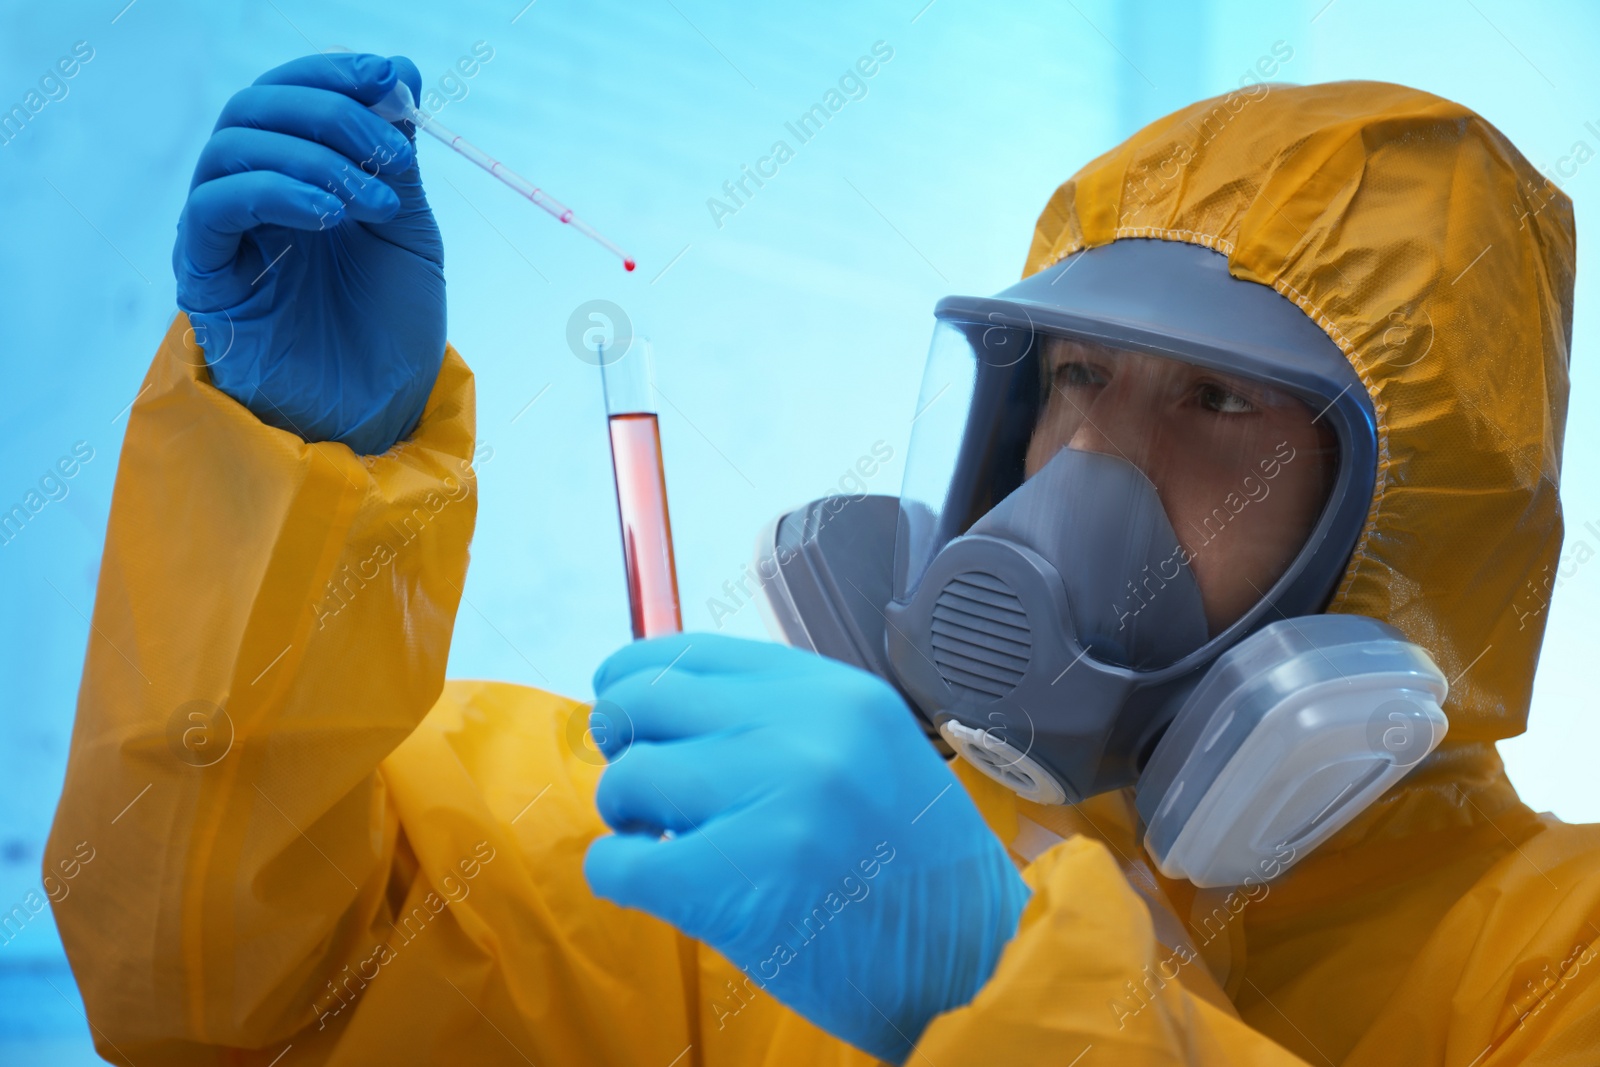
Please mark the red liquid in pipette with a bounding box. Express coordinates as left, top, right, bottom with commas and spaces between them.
607, 413, 681, 638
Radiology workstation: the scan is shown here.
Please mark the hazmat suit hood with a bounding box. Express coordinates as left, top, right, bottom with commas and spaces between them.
1018, 80, 1575, 862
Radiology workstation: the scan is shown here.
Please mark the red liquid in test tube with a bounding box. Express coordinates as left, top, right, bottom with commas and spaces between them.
601, 339, 682, 638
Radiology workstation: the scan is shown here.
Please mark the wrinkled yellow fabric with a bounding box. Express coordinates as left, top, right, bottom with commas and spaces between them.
48, 80, 1600, 1066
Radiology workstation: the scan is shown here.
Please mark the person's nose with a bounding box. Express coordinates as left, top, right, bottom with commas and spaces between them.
1066, 374, 1159, 470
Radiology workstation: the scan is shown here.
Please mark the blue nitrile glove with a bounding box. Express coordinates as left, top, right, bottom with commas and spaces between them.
584, 634, 1031, 1064
173, 53, 445, 457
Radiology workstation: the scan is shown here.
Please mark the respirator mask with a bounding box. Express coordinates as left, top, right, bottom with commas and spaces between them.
758, 239, 1447, 887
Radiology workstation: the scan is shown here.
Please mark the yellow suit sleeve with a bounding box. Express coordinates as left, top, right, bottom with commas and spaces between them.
44, 315, 480, 1061
915, 834, 1314, 1066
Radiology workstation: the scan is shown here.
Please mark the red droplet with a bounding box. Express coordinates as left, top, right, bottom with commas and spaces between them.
623, 258, 637, 272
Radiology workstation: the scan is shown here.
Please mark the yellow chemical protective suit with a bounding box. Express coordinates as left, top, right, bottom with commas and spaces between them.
48, 80, 1597, 1065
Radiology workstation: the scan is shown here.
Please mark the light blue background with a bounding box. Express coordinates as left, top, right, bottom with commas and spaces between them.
2, 0, 1596, 1059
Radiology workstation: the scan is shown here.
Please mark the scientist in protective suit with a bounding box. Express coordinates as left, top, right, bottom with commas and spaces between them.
47, 52, 1598, 1066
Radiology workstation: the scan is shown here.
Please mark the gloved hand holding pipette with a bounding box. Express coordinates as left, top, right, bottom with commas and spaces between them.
177, 51, 638, 457
175, 53, 444, 457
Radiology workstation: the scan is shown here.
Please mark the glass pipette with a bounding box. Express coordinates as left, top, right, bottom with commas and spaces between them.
370, 81, 636, 271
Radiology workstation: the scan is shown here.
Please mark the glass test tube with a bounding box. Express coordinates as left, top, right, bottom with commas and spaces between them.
601, 338, 683, 638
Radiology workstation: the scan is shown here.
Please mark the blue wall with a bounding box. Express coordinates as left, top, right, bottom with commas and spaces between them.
2, 0, 1597, 1058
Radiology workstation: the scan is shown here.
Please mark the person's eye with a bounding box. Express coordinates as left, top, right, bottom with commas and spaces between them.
1196, 381, 1257, 414
1055, 362, 1107, 388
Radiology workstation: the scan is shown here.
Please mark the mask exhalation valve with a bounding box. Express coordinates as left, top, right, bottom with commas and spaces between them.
931, 572, 1032, 702
939, 719, 1069, 805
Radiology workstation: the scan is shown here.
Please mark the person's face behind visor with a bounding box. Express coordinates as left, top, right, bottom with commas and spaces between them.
1024, 336, 1338, 635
